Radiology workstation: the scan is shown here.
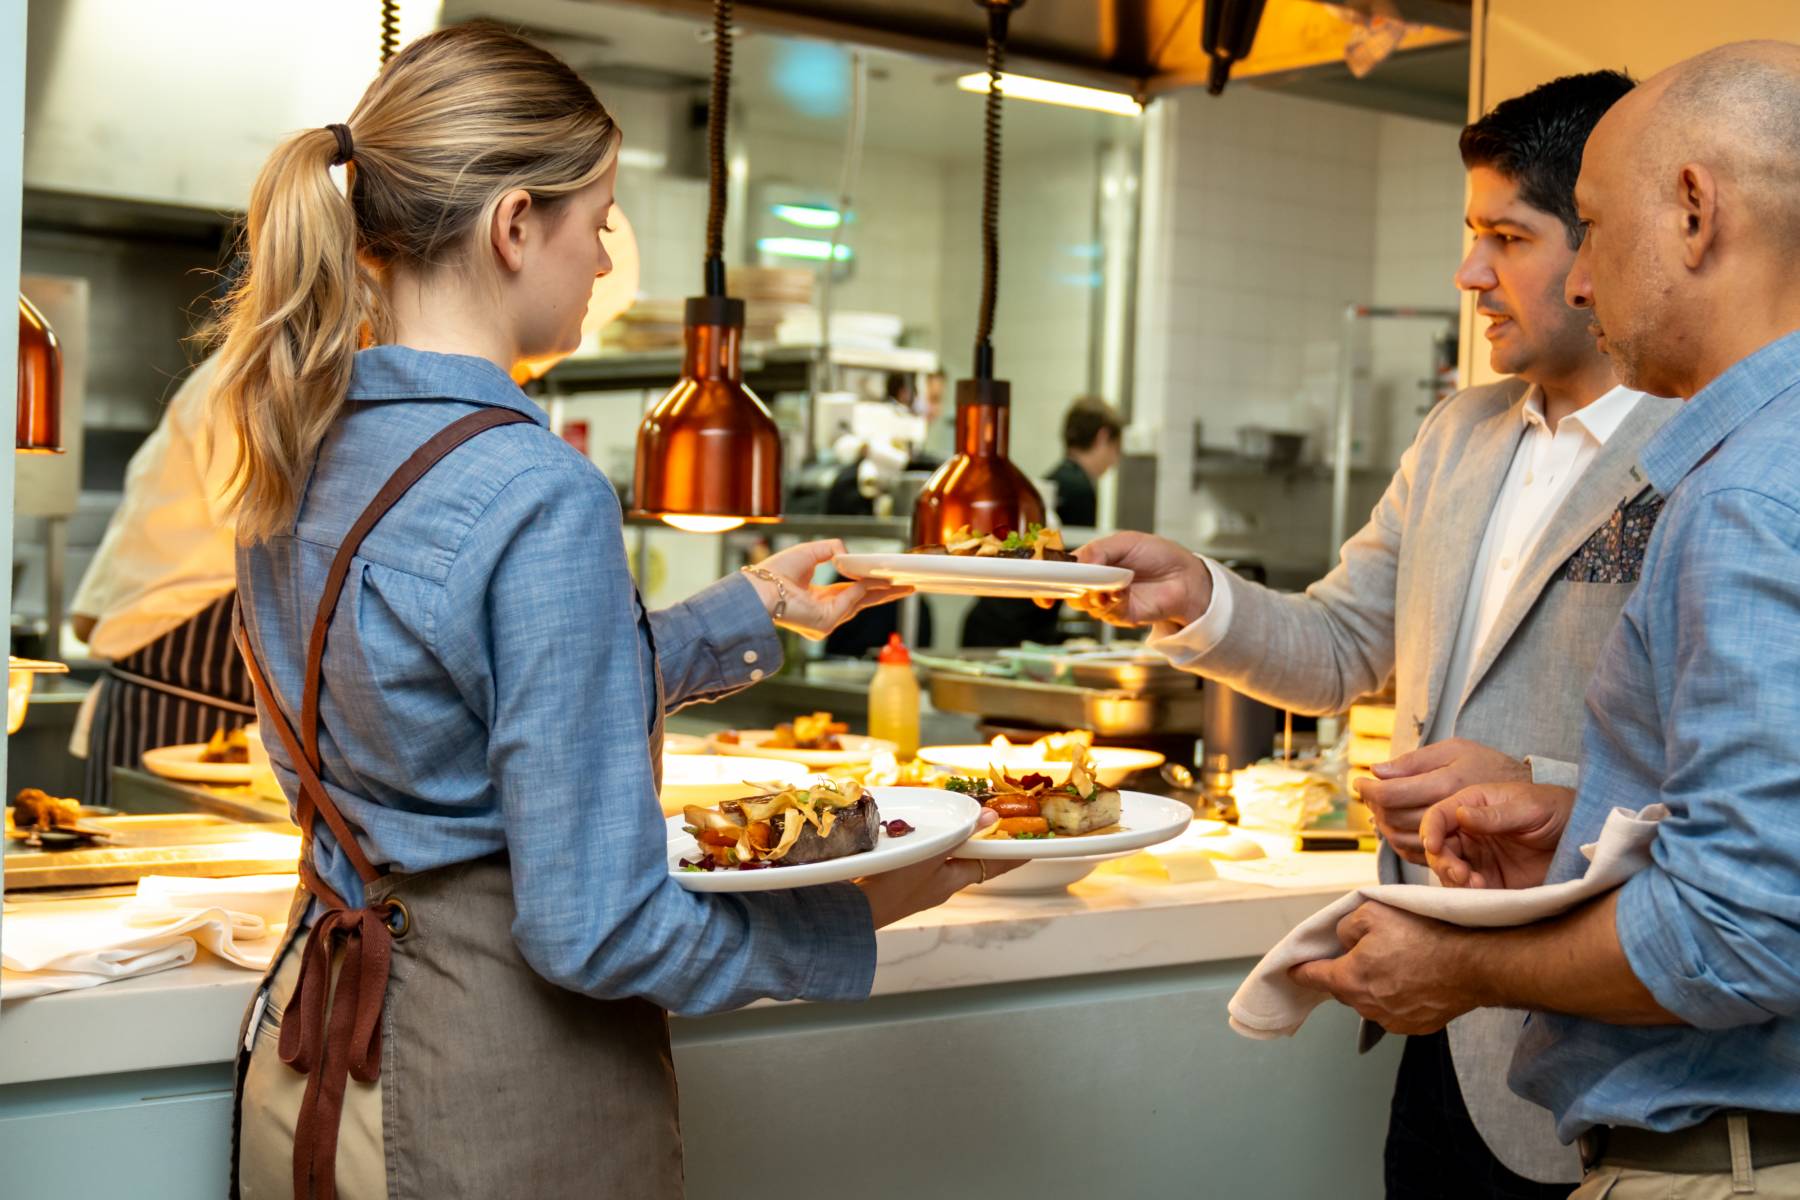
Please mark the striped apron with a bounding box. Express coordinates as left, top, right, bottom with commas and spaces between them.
83, 591, 257, 806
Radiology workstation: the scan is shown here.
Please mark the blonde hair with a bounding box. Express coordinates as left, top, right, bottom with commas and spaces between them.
210, 21, 619, 542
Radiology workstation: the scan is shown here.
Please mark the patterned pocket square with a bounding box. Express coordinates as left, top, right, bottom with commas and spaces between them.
1561, 494, 1665, 584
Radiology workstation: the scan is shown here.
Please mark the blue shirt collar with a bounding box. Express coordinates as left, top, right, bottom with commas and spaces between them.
346, 345, 549, 427
1641, 329, 1800, 493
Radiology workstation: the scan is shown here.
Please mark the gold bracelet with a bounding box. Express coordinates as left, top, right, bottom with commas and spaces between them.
741, 565, 788, 623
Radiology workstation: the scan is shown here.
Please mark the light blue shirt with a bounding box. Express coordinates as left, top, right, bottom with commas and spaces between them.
238, 346, 875, 1016
1510, 330, 1800, 1137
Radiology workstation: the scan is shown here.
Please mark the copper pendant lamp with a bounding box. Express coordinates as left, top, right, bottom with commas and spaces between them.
631, 0, 780, 533
16, 293, 63, 454
912, 0, 1045, 547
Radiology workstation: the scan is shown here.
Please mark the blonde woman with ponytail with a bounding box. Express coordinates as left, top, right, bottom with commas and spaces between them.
219, 24, 990, 1199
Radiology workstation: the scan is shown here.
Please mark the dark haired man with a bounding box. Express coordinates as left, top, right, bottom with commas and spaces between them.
1074, 72, 1674, 1197
1046, 396, 1124, 529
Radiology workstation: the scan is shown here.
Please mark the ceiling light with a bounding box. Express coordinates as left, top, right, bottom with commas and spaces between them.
756, 236, 852, 261
954, 71, 1142, 117
770, 203, 843, 230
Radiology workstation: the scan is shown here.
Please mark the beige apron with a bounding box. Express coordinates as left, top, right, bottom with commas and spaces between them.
228, 408, 683, 1199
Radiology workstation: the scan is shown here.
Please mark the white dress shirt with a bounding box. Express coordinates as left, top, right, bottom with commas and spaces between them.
70, 356, 238, 661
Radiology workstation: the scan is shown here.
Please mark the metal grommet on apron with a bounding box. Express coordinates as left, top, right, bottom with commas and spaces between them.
382, 898, 410, 940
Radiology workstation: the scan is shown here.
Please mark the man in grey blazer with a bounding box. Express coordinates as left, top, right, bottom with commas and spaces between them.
1076, 73, 1676, 1199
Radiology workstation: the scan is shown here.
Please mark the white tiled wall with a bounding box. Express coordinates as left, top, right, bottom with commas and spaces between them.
739, 129, 948, 350
1367, 114, 1468, 466
1133, 89, 1468, 573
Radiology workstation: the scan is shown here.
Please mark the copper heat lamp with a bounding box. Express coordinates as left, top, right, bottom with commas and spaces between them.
631, 0, 780, 533
912, 0, 1044, 547
17, 294, 62, 454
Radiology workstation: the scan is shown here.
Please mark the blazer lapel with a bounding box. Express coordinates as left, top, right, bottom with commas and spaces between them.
1454, 403, 1671, 710
1416, 391, 1530, 738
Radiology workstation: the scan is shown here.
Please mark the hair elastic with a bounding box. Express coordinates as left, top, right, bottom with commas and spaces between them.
326, 123, 355, 167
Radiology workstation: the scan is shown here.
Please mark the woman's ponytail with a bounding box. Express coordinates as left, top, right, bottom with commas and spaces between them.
211, 125, 377, 543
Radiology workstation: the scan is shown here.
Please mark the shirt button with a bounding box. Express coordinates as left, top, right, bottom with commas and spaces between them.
1523, 471, 1534, 486
1500, 556, 1514, 571
750, 668, 765, 682
743, 650, 758, 665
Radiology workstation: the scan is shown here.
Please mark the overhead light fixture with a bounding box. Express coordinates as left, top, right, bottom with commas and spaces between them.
16, 294, 62, 454
954, 70, 1142, 117
770, 202, 843, 230
756, 236, 852, 262
914, 0, 1046, 548
632, 0, 781, 535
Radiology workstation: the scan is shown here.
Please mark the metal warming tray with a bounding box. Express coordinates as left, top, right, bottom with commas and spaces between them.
4, 812, 301, 891
927, 673, 1206, 738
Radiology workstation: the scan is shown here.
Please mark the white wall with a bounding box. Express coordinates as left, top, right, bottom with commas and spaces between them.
1368, 113, 1467, 465
24, 0, 442, 209
1133, 88, 1467, 573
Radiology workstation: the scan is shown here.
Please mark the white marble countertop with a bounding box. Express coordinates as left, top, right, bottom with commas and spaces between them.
0, 833, 1374, 1088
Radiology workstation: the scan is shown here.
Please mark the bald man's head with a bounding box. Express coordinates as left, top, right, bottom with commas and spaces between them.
1567, 41, 1800, 397
1652, 41, 1800, 241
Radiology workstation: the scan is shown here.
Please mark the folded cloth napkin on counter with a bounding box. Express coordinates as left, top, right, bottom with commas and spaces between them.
1, 873, 295, 1001
1227, 804, 1666, 1040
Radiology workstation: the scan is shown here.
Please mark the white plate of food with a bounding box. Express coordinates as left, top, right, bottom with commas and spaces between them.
658, 755, 810, 817
667, 783, 980, 892
918, 732, 1166, 788
663, 733, 709, 756
141, 729, 258, 785
835, 524, 1130, 601
943, 750, 1192, 860
709, 712, 895, 767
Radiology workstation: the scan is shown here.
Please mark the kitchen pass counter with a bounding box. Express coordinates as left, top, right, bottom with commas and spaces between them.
0, 840, 1399, 1199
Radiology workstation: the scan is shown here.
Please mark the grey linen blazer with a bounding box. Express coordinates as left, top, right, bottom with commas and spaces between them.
1178, 378, 1678, 1183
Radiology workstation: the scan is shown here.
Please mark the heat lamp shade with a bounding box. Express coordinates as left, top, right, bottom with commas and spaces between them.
632, 375, 782, 526
17, 294, 62, 454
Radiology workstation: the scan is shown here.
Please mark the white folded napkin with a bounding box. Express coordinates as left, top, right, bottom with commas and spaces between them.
1227, 804, 1666, 1039
1, 874, 296, 1001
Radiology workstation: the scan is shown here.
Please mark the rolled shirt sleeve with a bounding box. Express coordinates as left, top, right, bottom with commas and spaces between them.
440, 462, 875, 1015
1609, 487, 1800, 1028
650, 572, 783, 712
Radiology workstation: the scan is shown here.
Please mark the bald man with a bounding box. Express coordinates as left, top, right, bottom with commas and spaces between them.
1288, 42, 1800, 1199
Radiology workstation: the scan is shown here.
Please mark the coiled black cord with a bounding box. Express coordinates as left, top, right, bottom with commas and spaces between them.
704, 0, 733, 296
974, 1, 1015, 380
379, 0, 399, 65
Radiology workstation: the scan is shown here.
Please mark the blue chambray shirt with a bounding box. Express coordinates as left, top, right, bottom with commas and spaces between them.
1510, 330, 1800, 1138
237, 346, 875, 1016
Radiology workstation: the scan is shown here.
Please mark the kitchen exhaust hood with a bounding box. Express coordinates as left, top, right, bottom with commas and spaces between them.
600, 0, 1470, 107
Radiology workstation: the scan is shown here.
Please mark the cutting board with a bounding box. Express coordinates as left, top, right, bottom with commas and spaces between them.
4, 812, 301, 891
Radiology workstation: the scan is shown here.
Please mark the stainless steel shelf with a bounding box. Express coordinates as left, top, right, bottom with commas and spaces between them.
927, 672, 1206, 737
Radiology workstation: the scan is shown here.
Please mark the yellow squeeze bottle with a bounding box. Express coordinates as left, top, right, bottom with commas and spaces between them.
867, 634, 920, 760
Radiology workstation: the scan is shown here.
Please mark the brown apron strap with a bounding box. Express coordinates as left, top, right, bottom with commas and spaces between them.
235, 403, 533, 1200
301, 406, 532, 770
